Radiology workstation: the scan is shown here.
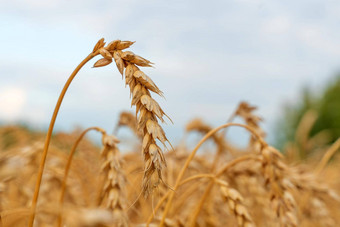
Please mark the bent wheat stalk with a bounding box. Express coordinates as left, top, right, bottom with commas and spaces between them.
146, 156, 260, 226
315, 137, 340, 174
159, 123, 266, 227
186, 118, 230, 169
58, 126, 105, 227
28, 40, 104, 226
187, 156, 262, 227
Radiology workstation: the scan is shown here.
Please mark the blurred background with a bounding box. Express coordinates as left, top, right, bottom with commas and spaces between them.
0, 0, 339, 150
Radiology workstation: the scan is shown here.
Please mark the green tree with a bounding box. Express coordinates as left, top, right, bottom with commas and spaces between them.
275, 75, 340, 156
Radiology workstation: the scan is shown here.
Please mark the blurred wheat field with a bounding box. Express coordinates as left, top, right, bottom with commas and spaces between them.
0, 39, 339, 227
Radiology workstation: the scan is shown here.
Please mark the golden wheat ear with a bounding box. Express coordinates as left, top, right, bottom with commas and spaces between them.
233, 102, 266, 150
218, 180, 255, 227
115, 111, 143, 139
99, 133, 129, 227
93, 39, 172, 198
261, 146, 298, 227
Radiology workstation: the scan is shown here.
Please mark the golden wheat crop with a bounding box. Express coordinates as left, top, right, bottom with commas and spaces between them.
0, 38, 339, 227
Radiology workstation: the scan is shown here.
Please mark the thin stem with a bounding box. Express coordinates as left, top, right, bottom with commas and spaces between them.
57, 127, 105, 227
213, 111, 237, 168
146, 155, 260, 225
315, 137, 340, 174
294, 110, 318, 159
159, 123, 267, 226
188, 155, 261, 226
179, 174, 215, 187
146, 191, 171, 226
145, 175, 212, 226
221, 112, 236, 138
171, 181, 202, 212
210, 137, 226, 171
189, 181, 214, 226
28, 51, 99, 227
216, 155, 262, 177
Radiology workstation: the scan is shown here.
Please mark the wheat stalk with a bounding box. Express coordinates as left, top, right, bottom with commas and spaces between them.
28, 41, 104, 227
58, 126, 105, 227
160, 123, 266, 227
315, 137, 340, 173
186, 118, 229, 167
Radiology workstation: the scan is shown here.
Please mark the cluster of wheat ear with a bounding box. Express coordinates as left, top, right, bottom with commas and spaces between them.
0, 39, 340, 227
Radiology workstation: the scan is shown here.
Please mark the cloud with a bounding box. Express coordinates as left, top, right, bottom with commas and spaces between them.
0, 86, 27, 121
297, 25, 340, 55
262, 16, 291, 34
0, 0, 340, 144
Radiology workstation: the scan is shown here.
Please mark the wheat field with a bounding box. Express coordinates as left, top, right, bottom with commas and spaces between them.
0, 38, 339, 227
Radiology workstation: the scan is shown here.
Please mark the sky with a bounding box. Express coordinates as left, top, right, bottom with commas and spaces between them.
0, 0, 339, 146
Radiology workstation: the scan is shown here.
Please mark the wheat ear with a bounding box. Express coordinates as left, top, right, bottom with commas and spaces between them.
93, 39, 172, 197
233, 102, 265, 150
217, 180, 255, 227
99, 133, 128, 227
115, 111, 142, 139
261, 146, 298, 227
